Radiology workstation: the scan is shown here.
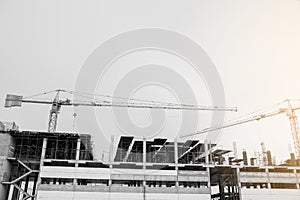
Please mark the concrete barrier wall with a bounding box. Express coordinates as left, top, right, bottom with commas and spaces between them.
39, 184, 210, 194
240, 172, 298, 184
240, 172, 269, 183
37, 191, 210, 200
268, 173, 297, 183
41, 166, 209, 182
40, 167, 110, 179
241, 188, 300, 200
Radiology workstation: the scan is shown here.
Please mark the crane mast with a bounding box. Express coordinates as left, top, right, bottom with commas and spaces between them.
286, 100, 300, 158
181, 99, 300, 159
48, 90, 61, 133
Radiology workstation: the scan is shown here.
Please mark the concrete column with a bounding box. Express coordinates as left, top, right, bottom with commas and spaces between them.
236, 167, 242, 200
142, 137, 147, 200
108, 135, 114, 187
75, 138, 81, 162
35, 138, 47, 199
40, 138, 47, 164
294, 168, 300, 189
174, 138, 179, 187
108, 164, 112, 187
109, 135, 114, 163
265, 168, 271, 189
204, 140, 209, 165
73, 138, 81, 185
207, 167, 211, 193
143, 137, 146, 187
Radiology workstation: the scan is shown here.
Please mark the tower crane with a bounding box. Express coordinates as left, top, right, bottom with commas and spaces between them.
181, 99, 300, 159
4, 89, 237, 133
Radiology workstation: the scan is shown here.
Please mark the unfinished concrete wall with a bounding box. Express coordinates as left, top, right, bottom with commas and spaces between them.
0, 157, 11, 200
0, 133, 14, 157
0, 133, 13, 200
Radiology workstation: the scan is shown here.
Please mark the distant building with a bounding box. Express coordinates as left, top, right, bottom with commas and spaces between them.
0, 121, 19, 131
0, 122, 4, 131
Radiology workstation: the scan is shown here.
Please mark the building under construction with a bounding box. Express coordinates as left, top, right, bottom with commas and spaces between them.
1, 129, 300, 200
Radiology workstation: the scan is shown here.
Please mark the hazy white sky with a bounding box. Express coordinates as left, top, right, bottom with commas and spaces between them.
1, 0, 300, 162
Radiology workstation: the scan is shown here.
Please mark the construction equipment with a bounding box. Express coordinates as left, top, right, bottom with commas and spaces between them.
181, 99, 300, 159
4, 89, 237, 133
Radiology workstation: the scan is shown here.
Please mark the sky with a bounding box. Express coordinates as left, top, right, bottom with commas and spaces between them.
1, 0, 300, 163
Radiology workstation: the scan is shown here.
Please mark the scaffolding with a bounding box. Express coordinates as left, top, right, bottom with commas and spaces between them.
0, 130, 94, 200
